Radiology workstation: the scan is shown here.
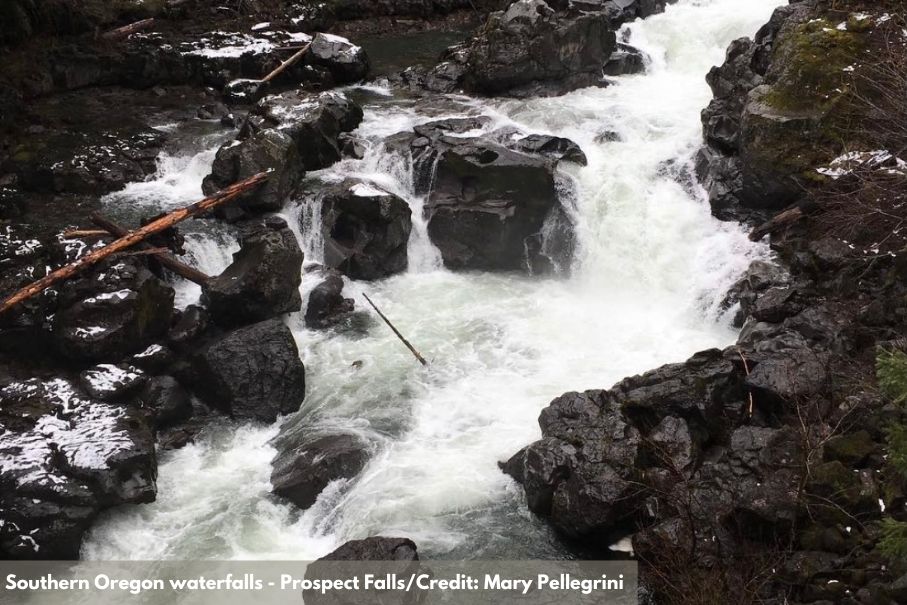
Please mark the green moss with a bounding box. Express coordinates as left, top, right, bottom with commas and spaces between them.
762, 18, 865, 113
824, 430, 875, 466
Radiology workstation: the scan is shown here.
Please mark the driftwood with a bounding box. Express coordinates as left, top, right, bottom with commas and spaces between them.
90, 213, 211, 286
749, 206, 805, 241
363, 293, 428, 367
261, 42, 312, 84
62, 229, 110, 238
101, 18, 156, 41
0, 172, 269, 315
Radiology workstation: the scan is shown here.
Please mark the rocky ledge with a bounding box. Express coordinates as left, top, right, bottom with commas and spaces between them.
397, 0, 675, 97
503, 2, 907, 602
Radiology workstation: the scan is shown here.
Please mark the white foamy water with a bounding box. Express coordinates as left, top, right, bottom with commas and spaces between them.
83, 0, 781, 561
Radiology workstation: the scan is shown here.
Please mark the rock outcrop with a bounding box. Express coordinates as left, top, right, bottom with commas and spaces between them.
317, 537, 419, 561
385, 117, 578, 272
0, 377, 156, 559
52, 258, 175, 362
316, 179, 412, 280
185, 319, 306, 423
203, 217, 304, 327
459, 0, 617, 97
271, 433, 370, 510
305, 273, 355, 329
203, 91, 363, 215
405, 0, 675, 97
697, 3, 870, 223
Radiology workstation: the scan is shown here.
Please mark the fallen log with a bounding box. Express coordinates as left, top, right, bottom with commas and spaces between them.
101, 18, 156, 41
749, 206, 804, 242
0, 172, 269, 315
62, 229, 110, 238
90, 213, 211, 286
363, 293, 428, 367
261, 42, 312, 84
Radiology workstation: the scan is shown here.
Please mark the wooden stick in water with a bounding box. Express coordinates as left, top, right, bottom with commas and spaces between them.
90, 213, 212, 286
362, 293, 429, 366
0, 172, 268, 315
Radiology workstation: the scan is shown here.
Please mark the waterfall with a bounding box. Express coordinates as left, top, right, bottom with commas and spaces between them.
82, 0, 782, 561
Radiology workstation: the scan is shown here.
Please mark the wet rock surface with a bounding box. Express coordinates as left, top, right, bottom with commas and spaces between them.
305, 273, 355, 329
52, 259, 175, 363
203, 90, 363, 215
316, 178, 412, 280
696, 2, 867, 224
271, 433, 370, 510
385, 117, 577, 272
203, 217, 304, 327
404, 0, 675, 97
317, 536, 419, 561
0, 377, 156, 559
185, 319, 306, 423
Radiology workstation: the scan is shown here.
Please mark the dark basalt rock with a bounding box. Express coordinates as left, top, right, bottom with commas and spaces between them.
186, 319, 306, 423
139, 376, 193, 429
460, 0, 617, 97
167, 304, 210, 349
308, 33, 370, 84
271, 433, 370, 510
506, 133, 588, 166
317, 179, 412, 280
129, 344, 174, 373
0, 377, 156, 559
203, 91, 363, 215
203, 217, 304, 327
696, 4, 824, 223
79, 364, 147, 401
52, 259, 175, 363
501, 390, 643, 539
305, 273, 355, 329
402, 0, 677, 98
6, 128, 164, 196
426, 140, 561, 271
385, 118, 576, 272
603, 43, 647, 76
317, 537, 419, 561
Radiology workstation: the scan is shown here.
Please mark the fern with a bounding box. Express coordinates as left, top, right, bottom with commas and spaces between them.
878, 519, 907, 559
889, 423, 907, 479
876, 347, 907, 404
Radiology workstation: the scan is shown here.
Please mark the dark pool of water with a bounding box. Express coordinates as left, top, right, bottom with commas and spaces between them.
358, 28, 475, 76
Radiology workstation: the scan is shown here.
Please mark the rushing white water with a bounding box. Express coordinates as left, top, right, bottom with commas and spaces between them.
83, 0, 781, 561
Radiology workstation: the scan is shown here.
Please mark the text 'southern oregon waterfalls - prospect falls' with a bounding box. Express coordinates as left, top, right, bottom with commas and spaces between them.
2, 0, 907, 604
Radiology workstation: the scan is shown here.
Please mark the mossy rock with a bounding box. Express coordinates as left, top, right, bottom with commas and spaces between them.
762, 17, 865, 114
824, 430, 877, 466
807, 461, 878, 523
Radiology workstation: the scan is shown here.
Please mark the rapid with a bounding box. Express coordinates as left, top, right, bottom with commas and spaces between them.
82, 0, 782, 561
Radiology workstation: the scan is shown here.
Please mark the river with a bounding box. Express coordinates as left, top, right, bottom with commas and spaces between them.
82, 0, 781, 561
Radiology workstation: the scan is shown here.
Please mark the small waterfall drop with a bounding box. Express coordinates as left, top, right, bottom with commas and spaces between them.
83, 0, 783, 562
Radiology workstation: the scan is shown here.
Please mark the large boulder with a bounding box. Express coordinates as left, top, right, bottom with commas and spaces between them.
0, 377, 156, 559
697, 4, 866, 222
460, 0, 617, 97
405, 0, 677, 98
317, 537, 419, 561
203, 91, 363, 214
52, 258, 175, 362
203, 217, 304, 327
316, 179, 412, 280
305, 273, 355, 329
501, 390, 643, 539
308, 33, 370, 84
138, 376, 193, 429
271, 433, 369, 510
186, 319, 306, 423
385, 117, 577, 272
